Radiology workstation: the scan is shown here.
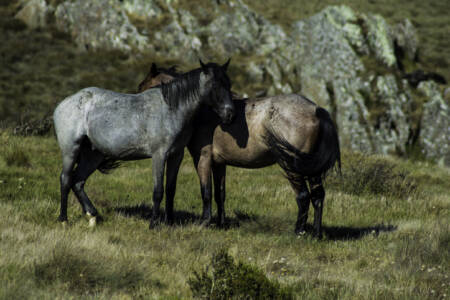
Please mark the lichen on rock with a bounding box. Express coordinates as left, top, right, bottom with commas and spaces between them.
15, 0, 49, 29
417, 81, 449, 165
54, 0, 149, 52
362, 13, 397, 68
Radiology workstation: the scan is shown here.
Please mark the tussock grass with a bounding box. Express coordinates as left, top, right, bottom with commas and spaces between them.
327, 151, 418, 199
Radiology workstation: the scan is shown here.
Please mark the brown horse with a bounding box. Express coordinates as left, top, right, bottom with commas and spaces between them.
138, 64, 341, 238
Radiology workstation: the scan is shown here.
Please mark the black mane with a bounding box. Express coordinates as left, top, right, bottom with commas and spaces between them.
158, 65, 181, 77
160, 68, 201, 109
160, 63, 230, 109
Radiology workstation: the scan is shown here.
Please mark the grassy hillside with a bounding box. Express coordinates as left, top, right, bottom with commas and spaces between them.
0, 131, 449, 298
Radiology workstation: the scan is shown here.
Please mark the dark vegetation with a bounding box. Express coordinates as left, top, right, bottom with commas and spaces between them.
188, 249, 293, 299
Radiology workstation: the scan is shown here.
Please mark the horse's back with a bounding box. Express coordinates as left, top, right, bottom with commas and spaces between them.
54, 87, 165, 157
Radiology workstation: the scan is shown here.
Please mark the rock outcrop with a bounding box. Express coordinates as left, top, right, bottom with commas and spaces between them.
54, 0, 149, 52
418, 81, 450, 165
15, 0, 49, 29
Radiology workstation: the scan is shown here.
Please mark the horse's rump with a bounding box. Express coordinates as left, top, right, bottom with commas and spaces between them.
265, 106, 341, 187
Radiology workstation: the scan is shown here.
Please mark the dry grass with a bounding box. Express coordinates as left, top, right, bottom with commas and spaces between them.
0, 131, 448, 299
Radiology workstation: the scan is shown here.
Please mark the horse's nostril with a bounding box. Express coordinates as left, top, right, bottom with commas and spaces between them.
226, 108, 233, 120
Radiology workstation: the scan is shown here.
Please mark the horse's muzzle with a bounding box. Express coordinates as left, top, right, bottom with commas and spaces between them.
221, 105, 235, 124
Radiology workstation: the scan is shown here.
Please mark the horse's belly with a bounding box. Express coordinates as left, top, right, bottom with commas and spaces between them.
87, 117, 154, 159
212, 135, 275, 168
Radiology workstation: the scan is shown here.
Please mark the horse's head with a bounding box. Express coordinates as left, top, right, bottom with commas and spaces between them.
137, 63, 179, 93
198, 59, 235, 124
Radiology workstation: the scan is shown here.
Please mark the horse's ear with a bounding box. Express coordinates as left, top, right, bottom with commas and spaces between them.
199, 59, 206, 69
151, 63, 158, 76
222, 58, 231, 71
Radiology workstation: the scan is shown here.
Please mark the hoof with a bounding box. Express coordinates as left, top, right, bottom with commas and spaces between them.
200, 218, 212, 227
313, 233, 323, 240
60, 220, 68, 228
88, 216, 97, 228
149, 218, 161, 229
163, 216, 174, 226
86, 212, 101, 228
295, 229, 307, 236
57, 215, 68, 223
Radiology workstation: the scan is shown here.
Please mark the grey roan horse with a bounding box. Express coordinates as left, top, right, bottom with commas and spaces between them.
138, 64, 341, 238
53, 61, 235, 227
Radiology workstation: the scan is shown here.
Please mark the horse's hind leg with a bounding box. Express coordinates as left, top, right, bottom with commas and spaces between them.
212, 163, 226, 227
290, 178, 310, 236
71, 143, 104, 226
164, 150, 184, 225
308, 176, 325, 239
58, 142, 82, 222
149, 152, 166, 228
58, 154, 77, 222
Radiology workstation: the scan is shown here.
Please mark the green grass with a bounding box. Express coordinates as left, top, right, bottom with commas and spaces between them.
0, 130, 448, 299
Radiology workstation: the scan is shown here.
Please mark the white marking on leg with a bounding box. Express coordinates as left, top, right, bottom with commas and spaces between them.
88, 216, 97, 227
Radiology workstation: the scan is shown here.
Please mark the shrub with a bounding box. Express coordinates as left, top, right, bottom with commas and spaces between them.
13, 117, 53, 136
188, 249, 293, 299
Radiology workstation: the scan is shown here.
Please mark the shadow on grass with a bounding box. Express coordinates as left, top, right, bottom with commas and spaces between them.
114, 205, 249, 228
323, 223, 397, 241
114, 205, 396, 240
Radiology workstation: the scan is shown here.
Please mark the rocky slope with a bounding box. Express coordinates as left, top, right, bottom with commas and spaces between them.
12, 0, 450, 165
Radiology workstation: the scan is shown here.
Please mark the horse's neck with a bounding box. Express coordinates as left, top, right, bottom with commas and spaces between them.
169, 94, 203, 127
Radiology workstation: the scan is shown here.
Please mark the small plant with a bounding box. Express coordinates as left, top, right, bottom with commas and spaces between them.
188, 249, 293, 299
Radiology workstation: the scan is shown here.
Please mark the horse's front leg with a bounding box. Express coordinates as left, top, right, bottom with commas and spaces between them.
189, 144, 213, 226
212, 163, 226, 227
150, 153, 166, 229
164, 150, 184, 225
309, 176, 325, 239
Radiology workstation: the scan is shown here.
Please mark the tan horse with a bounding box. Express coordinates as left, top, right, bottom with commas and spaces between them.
138, 64, 341, 238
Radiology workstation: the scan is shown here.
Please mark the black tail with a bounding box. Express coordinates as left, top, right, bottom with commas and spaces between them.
98, 158, 121, 174
265, 107, 341, 186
